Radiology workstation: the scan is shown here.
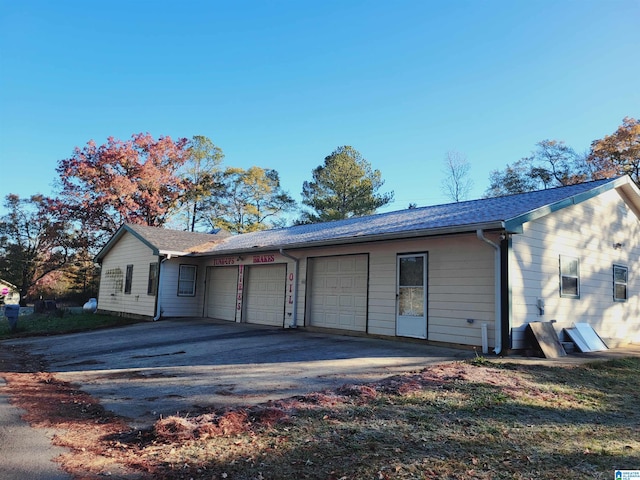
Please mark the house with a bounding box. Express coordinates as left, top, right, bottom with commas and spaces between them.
94, 176, 640, 353
0, 279, 20, 305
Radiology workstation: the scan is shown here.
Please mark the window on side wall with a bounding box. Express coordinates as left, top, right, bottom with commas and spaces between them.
124, 264, 134, 294
178, 265, 197, 296
559, 255, 579, 298
613, 264, 628, 302
147, 262, 158, 296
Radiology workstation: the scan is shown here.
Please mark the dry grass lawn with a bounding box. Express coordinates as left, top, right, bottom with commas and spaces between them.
1, 345, 639, 480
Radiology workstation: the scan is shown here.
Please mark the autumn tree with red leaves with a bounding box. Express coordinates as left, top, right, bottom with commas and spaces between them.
55, 133, 191, 240
588, 117, 640, 186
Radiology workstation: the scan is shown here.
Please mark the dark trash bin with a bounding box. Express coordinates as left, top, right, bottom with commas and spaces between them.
4, 304, 19, 332
34, 299, 57, 313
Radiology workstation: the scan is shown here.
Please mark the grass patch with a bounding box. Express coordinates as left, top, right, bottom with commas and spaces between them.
113, 358, 640, 480
0, 309, 142, 339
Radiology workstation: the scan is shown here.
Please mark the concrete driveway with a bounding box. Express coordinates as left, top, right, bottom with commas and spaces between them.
5, 318, 473, 428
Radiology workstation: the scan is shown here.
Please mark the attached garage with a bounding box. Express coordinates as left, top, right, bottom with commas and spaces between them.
244, 264, 286, 326
206, 266, 238, 321
307, 254, 368, 332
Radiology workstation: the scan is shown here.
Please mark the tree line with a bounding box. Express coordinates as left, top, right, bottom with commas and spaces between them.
1, 117, 637, 304
0, 140, 393, 303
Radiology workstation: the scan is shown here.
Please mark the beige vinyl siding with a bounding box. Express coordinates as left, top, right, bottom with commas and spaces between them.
427, 235, 496, 346
97, 232, 158, 317
510, 189, 640, 345
367, 249, 396, 336
160, 259, 205, 317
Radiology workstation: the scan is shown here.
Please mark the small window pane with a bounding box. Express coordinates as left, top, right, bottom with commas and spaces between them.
561, 258, 578, 276
561, 277, 579, 297
559, 256, 579, 298
614, 267, 627, 283
399, 287, 425, 317
399, 256, 424, 286
178, 265, 197, 296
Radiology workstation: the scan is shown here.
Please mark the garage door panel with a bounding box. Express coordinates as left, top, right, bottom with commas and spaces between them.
339, 296, 353, 307
309, 255, 368, 332
207, 267, 238, 321
354, 276, 367, 289
245, 264, 286, 327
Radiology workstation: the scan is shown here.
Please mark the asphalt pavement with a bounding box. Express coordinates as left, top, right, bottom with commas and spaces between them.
3, 318, 475, 429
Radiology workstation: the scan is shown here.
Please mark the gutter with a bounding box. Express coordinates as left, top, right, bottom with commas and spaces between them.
153, 254, 171, 321
476, 229, 502, 355
279, 248, 299, 328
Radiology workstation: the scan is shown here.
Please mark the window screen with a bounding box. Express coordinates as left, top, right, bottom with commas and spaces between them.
559, 256, 579, 298
147, 262, 158, 296
613, 264, 628, 302
178, 265, 197, 296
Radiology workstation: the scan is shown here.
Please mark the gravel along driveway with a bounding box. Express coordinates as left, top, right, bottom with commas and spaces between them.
4, 318, 473, 428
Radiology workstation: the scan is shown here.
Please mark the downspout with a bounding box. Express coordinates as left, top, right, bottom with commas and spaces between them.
279, 248, 299, 328
153, 254, 171, 321
476, 230, 502, 355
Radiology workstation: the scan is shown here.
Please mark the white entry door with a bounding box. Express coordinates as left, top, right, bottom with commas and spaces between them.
396, 254, 427, 339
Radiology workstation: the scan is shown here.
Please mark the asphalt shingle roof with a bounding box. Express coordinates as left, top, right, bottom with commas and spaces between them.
199, 177, 617, 254
125, 224, 230, 253
98, 176, 631, 261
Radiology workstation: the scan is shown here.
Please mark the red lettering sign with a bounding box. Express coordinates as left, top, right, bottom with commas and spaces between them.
252, 254, 275, 264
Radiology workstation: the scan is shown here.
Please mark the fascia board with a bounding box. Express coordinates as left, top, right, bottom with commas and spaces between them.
615, 180, 640, 220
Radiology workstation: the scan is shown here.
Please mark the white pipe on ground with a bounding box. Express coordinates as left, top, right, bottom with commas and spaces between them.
481, 322, 489, 354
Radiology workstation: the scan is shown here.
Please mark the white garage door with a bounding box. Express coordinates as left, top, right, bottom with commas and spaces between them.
308, 255, 368, 331
206, 266, 238, 321
244, 264, 286, 327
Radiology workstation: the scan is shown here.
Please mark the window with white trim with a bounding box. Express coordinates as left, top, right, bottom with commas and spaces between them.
178, 265, 197, 296
559, 255, 579, 298
613, 264, 628, 302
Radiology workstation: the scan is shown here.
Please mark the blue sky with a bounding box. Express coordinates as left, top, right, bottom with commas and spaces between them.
1, 0, 638, 218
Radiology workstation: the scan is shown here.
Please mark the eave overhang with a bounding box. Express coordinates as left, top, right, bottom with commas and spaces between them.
189, 221, 507, 257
